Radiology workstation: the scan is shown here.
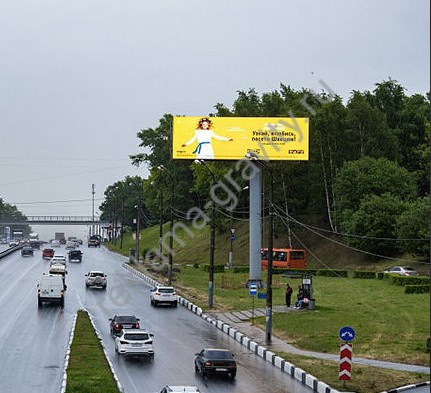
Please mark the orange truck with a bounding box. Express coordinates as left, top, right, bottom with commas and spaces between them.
261, 248, 307, 270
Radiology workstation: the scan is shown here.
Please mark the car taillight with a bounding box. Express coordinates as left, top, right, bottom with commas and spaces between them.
61, 290, 64, 295
155, 292, 160, 296
205, 361, 213, 366
133, 323, 140, 328
145, 341, 153, 345
38, 290, 40, 295
115, 323, 120, 329
120, 340, 129, 345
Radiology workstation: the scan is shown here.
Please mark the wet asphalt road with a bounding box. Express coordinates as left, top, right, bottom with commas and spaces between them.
0, 245, 314, 393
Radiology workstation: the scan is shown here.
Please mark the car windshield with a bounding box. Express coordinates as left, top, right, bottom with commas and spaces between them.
124, 333, 149, 341
158, 288, 174, 293
404, 267, 415, 271
206, 350, 233, 359
90, 272, 104, 277
115, 316, 137, 323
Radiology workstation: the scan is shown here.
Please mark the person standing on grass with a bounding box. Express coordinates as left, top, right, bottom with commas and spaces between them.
285, 283, 293, 307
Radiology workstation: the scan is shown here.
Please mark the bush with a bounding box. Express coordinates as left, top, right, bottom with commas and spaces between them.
193, 263, 200, 268
404, 284, 430, 294
201, 264, 225, 273
389, 275, 429, 286
377, 272, 384, 280
353, 271, 377, 279
316, 269, 348, 277
233, 266, 249, 273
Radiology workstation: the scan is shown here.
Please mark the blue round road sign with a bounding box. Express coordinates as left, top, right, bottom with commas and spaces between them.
339, 326, 356, 342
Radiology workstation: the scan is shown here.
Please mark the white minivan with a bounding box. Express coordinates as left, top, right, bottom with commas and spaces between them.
37, 274, 65, 307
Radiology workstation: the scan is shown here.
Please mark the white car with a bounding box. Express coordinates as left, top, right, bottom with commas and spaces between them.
51, 240, 60, 248
51, 255, 67, 265
115, 329, 154, 358
65, 241, 76, 250
150, 285, 178, 307
159, 387, 200, 393
85, 271, 107, 289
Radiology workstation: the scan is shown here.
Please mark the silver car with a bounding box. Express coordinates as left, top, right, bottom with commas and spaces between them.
384, 266, 420, 276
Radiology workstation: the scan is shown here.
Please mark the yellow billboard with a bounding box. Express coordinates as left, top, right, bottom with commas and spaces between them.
172, 117, 309, 161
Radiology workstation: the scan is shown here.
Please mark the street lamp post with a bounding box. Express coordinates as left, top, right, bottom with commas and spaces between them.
158, 165, 174, 285
194, 160, 216, 308
246, 153, 274, 344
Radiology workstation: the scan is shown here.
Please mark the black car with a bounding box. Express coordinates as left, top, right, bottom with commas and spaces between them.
194, 348, 237, 379
88, 239, 101, 248
21, 246, 34, 257
68, 250, 83, 262
109, 315, 140, 337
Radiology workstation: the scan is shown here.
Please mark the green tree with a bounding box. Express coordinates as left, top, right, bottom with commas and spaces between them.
333, 156, 417, 216
341, 193, 406, 255
396, 197, 430, 258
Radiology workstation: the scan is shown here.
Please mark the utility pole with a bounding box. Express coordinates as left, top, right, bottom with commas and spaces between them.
266, 168, 274, 344
228, 200, 234, 269
135, 198, 141, 263
91, 183, 95, 237
159, 189, 163, 264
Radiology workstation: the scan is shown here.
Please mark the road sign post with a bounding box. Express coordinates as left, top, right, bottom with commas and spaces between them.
338, 326, 355, 385
249, 283, 257, 325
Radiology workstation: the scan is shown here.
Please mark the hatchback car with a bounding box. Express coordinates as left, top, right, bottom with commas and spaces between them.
150, 285, 178, 307
88, 239, 101, 248
194, 348, 237, 379
159, 386, 200, 393
115, 329, 154, 358
109, 315, 140, 337
85, 271, 107, 289
384, 266, 420, 276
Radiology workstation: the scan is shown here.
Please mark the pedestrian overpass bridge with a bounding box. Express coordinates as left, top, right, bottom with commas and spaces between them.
0, 216, 109, 226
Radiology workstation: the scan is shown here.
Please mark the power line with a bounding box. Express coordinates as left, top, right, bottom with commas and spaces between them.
11, 198, 104, 205
273, 204, 429, 242
275, 210, 429, 264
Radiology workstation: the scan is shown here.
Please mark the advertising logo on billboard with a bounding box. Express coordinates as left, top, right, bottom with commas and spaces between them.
172, 117, 309, 161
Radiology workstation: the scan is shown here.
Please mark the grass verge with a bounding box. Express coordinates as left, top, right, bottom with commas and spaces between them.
130, 263, 430, 366
276, 352, 429, 393
67, 310, 120, 393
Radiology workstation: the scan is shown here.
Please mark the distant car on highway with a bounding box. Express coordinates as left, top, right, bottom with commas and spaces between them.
21, 246, 34, 257
9, 240, 19, 247
114, 329, 154, 358
88, 239, 101, 247
384, 266, 420, 276
150, 285, 178, 307
158, 387, 200, 393
85, 271, 107, 289
65, 241, 76, 250
51, 254, 66, 265
109, 315, 140, 337
50, 240, 60, 248
194, 348, 237, 379
42, 248, 55, 259
68, 250, 83, 262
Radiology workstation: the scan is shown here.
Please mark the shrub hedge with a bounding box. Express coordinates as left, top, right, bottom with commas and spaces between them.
201, 264, 225, 273
353, 271, 377, 279
404, 284, 430, 294
316, 269, 348, 277
389, 275, 429, 286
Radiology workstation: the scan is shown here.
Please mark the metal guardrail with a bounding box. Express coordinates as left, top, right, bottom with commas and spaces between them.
0, 244, 23, 259
0, 216, 109, 225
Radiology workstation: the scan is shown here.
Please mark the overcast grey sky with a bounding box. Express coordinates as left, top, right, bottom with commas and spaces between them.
0, 0, 429, 239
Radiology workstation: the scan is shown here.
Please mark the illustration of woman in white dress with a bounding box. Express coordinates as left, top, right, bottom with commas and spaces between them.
181, 118, 233, 159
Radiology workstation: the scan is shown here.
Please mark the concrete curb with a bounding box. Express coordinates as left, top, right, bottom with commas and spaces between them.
122, 263, 340, 393
381, 381, 430, 393
60, 311, 78, 393
85, 309, 124, 393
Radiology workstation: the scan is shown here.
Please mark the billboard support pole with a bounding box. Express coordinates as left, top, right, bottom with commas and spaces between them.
247, 166, 263, 288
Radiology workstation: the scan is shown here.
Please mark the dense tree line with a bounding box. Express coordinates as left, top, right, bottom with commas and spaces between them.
100, 79, 429, 260
0, 198, 30, 237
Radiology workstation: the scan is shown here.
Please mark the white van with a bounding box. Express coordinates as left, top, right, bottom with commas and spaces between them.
37, 274, 65, 307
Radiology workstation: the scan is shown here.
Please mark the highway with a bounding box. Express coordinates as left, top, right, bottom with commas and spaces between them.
0, 245, 313, 393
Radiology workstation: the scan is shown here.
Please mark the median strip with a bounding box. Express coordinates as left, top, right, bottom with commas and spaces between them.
65, 309, 123, 393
